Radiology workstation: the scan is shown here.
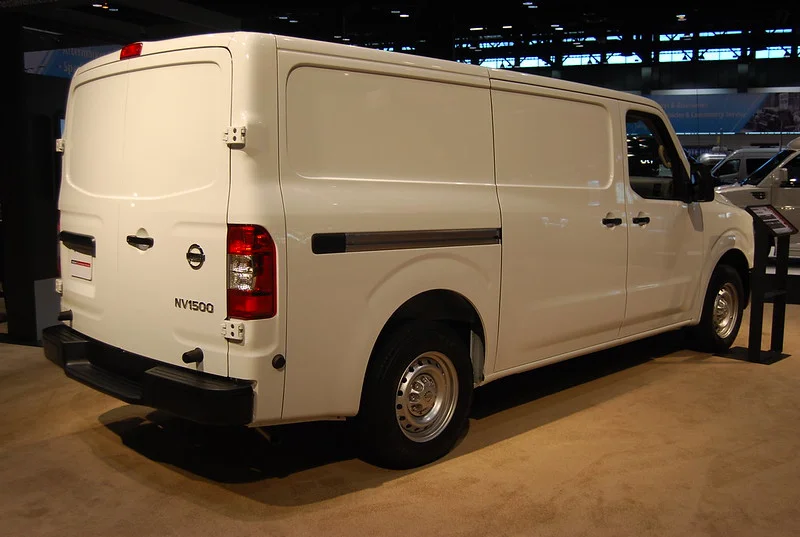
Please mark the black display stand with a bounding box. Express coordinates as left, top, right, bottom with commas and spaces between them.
745, 205, 798, 363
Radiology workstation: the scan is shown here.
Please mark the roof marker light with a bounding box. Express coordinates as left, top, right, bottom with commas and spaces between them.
120, 42, 142, 60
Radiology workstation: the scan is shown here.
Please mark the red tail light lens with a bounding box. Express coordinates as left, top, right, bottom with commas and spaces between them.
120, 42, 143, 60
227, 224, 276, 320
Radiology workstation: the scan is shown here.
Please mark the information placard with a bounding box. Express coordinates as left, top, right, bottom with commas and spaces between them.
745, 205, 798, 237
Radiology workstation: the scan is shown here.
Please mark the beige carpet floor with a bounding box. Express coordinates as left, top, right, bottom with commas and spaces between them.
2, 305, 800, 537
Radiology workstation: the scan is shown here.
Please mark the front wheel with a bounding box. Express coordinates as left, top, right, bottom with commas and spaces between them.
356, 321, 474, 469
690, 264, 745, 353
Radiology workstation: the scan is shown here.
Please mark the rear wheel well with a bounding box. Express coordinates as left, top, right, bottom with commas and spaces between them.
370, 290, 486, 384
717, 249, 750, 308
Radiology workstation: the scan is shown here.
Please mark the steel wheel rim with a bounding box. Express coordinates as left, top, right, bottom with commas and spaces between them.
713, 282, 739, 340
395, 351, 458, 443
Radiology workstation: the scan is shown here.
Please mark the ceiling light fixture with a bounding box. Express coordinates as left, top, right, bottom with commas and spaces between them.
399, 13, 410, 18
503, 25, 513, 29
391, 10, 400, 14
555, 26, 563, 31
470, 27, 484, 31
677, 14, 686, 21
289, 19, 298, 23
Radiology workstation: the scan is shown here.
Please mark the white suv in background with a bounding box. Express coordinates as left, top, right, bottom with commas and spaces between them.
711, 147, 780, 186
717, 137, 800, 255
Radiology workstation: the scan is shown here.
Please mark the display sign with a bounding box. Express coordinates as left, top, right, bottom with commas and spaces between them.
745, 204, 798, 236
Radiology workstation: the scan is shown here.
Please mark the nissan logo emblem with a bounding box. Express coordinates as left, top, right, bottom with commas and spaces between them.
186, 244, 205, 270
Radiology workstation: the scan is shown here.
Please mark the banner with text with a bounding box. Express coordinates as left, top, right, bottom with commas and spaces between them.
649, 92, 800, 134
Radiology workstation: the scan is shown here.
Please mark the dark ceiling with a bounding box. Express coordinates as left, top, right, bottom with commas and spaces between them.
6, 1, 800, 58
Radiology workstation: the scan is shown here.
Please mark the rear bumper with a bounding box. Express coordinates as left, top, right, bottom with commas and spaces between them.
42, 324, 254, 426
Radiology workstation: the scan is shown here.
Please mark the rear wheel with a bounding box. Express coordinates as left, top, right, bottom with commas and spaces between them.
690, 264, 745, 353
357, 321, 473, 469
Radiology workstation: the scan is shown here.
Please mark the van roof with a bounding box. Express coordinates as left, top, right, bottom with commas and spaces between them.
725, 147, 781, 157
274, 33, 662, 110
75, 31, 663, 112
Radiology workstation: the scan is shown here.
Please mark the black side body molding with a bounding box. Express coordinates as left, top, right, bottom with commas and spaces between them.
312, 228, 502, 254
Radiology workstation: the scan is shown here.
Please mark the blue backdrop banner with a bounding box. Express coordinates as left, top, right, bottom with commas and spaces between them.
25, 45, 120, 79
649, 92, 800, 134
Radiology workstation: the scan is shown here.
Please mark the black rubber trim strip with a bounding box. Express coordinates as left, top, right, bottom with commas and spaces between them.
312, 228, 501, 254
59, 231, 96, 257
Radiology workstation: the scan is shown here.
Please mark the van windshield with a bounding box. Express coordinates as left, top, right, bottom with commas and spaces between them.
742, 149, 794, 185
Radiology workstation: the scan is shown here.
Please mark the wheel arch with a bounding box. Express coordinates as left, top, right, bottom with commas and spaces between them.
717, 249, 751, 309
693, 227, 753, 322
365, 289, 488, 392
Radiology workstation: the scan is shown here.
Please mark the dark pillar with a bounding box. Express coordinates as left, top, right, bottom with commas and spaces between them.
737, 61, 749, 93
416, 1, 455, 61
0, 15, 39, 342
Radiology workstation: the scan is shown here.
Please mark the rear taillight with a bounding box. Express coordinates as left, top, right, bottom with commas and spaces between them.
120, 42, 142, 60
227, 224, 276, 320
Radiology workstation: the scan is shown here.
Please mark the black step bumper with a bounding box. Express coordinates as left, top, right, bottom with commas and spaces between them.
42, 324, 254, 426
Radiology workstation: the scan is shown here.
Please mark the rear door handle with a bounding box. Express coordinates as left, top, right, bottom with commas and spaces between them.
632, 215, 651, 225
126, 235, 154, 249
602, 217, 622, 227
59, 231, 96, 256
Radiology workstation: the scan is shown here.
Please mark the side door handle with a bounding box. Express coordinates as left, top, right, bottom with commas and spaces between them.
126, 235, 154, 249
632, 214, 651, 225
602, 216, 623, 227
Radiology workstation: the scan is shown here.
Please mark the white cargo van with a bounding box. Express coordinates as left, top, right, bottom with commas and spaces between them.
45, 32, 755, 469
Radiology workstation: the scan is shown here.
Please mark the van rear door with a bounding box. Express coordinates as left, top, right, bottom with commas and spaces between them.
60, 47, 232, 376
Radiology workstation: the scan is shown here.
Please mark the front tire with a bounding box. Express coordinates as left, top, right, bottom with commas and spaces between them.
356, 321, 473, 469
690, 264, 745, 353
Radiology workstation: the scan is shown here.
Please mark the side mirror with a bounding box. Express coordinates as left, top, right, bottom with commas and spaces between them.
690, 162, 715, 202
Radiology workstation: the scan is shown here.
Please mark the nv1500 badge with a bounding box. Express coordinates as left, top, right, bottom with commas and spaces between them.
175, 298, 215, 313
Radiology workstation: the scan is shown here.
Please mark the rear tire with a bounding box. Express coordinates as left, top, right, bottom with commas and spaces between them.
690, 264, 745, 353
356, 321, 473, 469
